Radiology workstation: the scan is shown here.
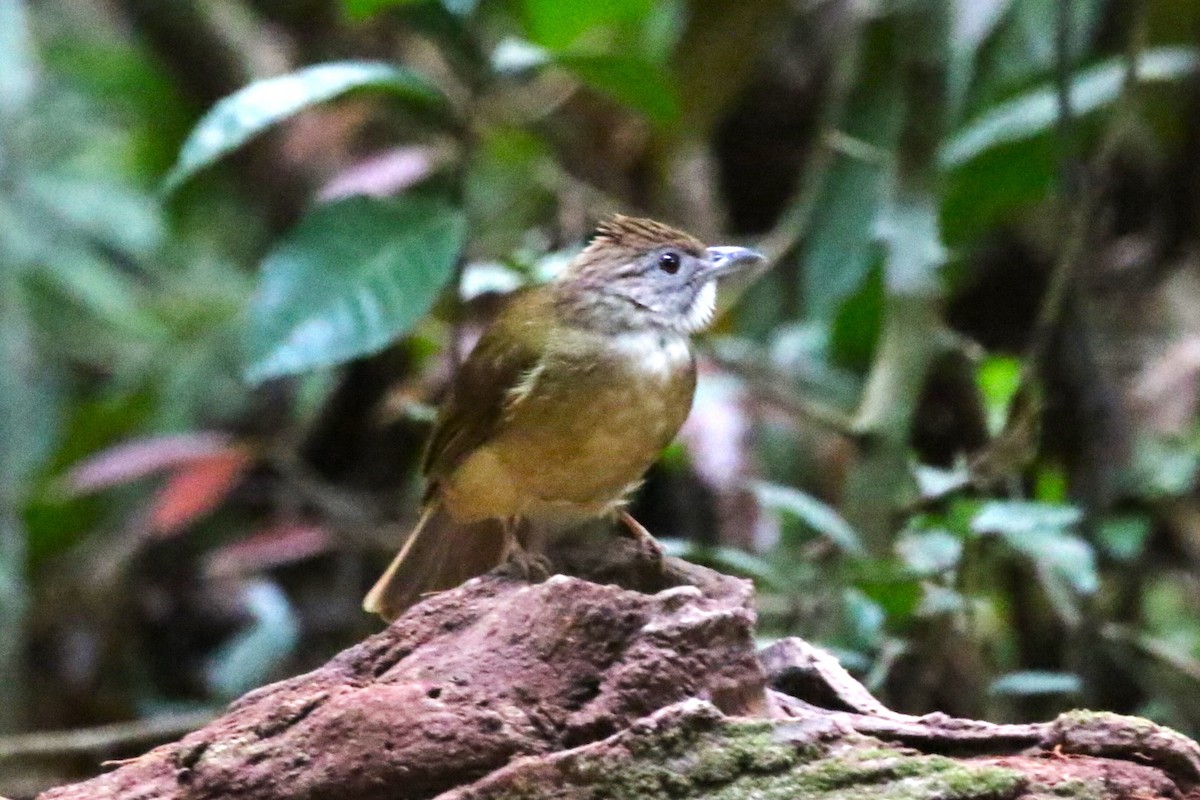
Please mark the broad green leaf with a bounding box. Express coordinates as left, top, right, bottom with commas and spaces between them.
440, 0, 479, 16
520, 0, 652, 50
942, 47, 1200, 167
989, 670, 1081, 696
878, 187, 945, 295
1034, 465, 1068, 503
164, 62, 450, 193
841, 587, 886, 652
245, 196, 466, 383
952, 0, 1011, 58
751, 480, 864, 556
558, 54, 678, 126
941, 135, 1057, 246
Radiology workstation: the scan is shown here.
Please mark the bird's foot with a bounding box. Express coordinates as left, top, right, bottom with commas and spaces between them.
616, 509, 665, 564
501, 545, 552, 582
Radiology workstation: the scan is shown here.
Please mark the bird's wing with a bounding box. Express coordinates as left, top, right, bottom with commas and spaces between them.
421, 296, 546, 488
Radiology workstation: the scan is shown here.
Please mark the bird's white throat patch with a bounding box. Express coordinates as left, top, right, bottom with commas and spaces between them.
678, 280, 717, 334
611, 330, 692, 379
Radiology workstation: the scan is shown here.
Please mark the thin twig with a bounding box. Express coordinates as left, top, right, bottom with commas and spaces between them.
703, 345, 859, 438
0, 710, 217, 761
1054, 0, 1075, 195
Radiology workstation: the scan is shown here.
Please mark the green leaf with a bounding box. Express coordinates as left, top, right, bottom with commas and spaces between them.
751, 480, 864, 556
465, 128, 556, 256
972, 501, 1098, 599
941, 135, 1057, 246
520, 0, 653, 50
0, 279, 61, 506
164, 62, 450, 193
25, 174, 163, 258
897, 528, 963, 576
34, 250, 158, 338
342, 0, 424, 21
492, 40, 678, 125
949, 0, 1013, 119
1098, 515, 1151, 563
0, 0, 36, 117
800, 20, 901, 320
912, 463, 971, 501
829, 260, 883, 371
970, 0, 1105, 109
1131, 436, 1200, 498
558, 55, 679, 126
342, 0, 478, 18
989, 670, 1081, 696
244, 196, 465, 383
942, 47, 1200, 167
971, 500, 1081, 538
976, 355, 1021, 435
841, 587, 886, 652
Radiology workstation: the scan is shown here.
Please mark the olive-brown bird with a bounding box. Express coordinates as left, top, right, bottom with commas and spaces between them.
363, 215, 764, 620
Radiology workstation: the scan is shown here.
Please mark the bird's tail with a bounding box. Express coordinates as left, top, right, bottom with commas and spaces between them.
362, 503, 508, 622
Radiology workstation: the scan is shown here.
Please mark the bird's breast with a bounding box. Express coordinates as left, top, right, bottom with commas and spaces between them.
442, 329, 696, 523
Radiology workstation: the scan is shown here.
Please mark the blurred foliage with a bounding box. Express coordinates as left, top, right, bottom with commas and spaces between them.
8, 0, 1200, 794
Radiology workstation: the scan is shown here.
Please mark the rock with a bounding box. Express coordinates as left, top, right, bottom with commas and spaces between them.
38, 539, 1200, 800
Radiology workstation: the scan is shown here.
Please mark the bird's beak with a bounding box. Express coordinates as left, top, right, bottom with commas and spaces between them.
706, 246, 766, 278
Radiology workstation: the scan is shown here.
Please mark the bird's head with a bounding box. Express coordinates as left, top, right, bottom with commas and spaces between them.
554, 215, 764, 335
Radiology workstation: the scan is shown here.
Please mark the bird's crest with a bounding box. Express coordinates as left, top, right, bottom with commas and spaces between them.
585, 215, 706, 258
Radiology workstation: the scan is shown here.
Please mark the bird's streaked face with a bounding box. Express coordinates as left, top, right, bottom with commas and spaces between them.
556, 216, 764, 335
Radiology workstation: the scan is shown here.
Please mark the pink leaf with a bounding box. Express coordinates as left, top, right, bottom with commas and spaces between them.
64, 432, 236, 494
317, 146, 440, 201
205, 522, 333, 577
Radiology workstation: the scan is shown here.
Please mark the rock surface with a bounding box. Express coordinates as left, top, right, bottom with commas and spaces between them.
38, 536, 1200, 800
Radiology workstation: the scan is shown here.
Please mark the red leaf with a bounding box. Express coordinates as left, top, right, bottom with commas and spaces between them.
205, 522, 333, 576
147, 448, 254, 536
64, 432, 236, 494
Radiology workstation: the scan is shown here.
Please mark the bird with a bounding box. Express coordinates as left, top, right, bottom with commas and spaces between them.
363, 214, 764, 621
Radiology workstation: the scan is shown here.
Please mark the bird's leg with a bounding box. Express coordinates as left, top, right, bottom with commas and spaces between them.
500, 517, 551, 582
616, 509, 664, 561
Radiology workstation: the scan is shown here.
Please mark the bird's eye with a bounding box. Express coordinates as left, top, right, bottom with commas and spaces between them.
658, 251, 681, 274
